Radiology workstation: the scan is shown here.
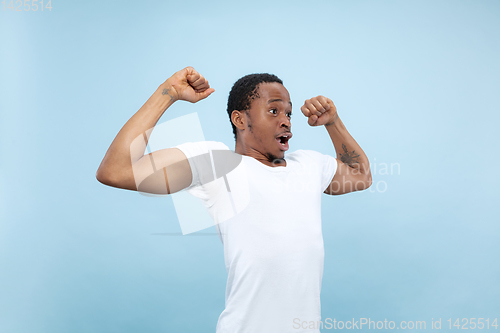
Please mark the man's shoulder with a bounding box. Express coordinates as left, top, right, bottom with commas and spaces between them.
176, 140, 230, 150
174, 140, 231, 158
287, 149, 337, 170
287, 149, 331, 161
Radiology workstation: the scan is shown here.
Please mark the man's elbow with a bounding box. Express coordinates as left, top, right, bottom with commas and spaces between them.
96, 168, 111, 186
96, 168, 119, 187
96, 167, 138, 191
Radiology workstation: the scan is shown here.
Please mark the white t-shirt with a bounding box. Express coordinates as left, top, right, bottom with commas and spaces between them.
174, 141, 338, 333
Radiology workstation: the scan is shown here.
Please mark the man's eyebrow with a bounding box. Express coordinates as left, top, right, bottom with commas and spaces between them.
267, 99, 293, 107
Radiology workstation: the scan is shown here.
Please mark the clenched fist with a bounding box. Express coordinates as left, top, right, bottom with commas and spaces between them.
301, 95, 338, 126
164, 66, 215, 103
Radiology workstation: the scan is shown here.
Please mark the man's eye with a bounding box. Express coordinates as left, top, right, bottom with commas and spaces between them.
269, 108, 277, 114
287, 112, 292, 118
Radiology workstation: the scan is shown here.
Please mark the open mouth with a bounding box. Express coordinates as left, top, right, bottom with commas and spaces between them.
275, 132, 292, 151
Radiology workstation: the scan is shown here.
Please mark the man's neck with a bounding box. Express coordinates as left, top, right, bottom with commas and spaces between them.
234, 140, 286, 167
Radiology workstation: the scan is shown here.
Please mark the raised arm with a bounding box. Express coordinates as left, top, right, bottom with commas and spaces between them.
301, 95, 372, 195
95, 66, 215, 194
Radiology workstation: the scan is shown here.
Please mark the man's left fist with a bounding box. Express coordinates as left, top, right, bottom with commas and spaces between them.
300, 95, 338, 126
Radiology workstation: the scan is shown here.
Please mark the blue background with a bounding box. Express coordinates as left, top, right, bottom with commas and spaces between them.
1, 0, 499, 332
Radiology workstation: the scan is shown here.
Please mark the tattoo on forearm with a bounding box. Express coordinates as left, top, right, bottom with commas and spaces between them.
338, 143, 360, 167
162, 88, 175, 100
325, 113, 339, 126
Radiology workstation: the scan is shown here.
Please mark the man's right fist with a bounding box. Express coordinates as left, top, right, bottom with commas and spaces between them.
164, 66, 215, 103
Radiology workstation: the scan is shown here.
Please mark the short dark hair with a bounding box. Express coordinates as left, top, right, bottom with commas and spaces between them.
227, 73, 283, 140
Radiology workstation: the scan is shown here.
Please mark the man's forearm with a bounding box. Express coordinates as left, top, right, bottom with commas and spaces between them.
325, 113, 371, 176
96, 82, 176, 181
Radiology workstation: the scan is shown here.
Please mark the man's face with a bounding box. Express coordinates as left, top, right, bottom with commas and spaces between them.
241, 82, 293, 161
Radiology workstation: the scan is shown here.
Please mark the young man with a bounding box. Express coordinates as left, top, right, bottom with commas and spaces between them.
96, 66, 372, 332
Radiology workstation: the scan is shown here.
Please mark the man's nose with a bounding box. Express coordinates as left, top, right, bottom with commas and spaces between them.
279, 114, 291, 128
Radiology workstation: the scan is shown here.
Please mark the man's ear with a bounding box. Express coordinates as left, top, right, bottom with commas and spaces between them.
232, 110, 246, 131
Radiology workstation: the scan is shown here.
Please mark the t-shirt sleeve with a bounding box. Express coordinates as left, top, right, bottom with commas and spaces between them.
172, 140, 238, 234
300, 150, 338, 192
173, 140, 230, 190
